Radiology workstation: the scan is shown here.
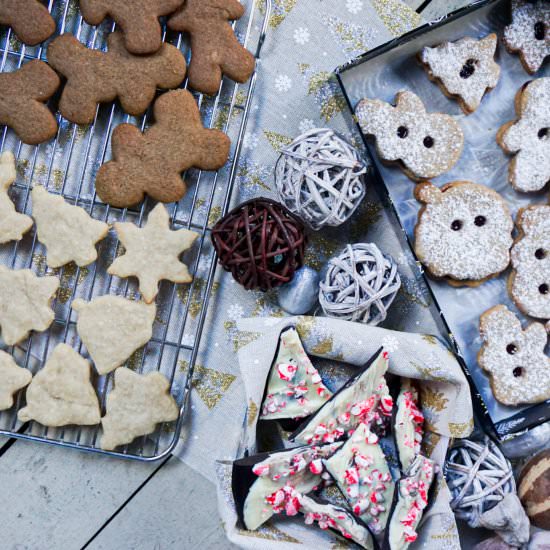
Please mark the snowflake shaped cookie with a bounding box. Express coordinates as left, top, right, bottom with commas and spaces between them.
0, 350, 31, 411
497, 77, 550, 192
503, 0, 549, 74
478, 305, 550, 405
414, 181, 514, 286
108, 204, 198, 304
420, 34, 500, 114
355, 91, 464, 181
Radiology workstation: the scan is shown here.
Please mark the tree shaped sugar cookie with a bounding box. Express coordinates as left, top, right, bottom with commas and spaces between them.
18, 344, 100, 426
100, 367, 179, 450
0, 0, 56, 45
355, 90, 464, 181
168, 0, 255, 95
72, 296, 156, 375
0, 151, 32, 244
497, 77, 550, 192
108, 204, 198, 304
95, 89, 231, 207
32, 185, 109, 268
0, 266, 59, 345
0, 350, 31, 411
478, 305, 550, 405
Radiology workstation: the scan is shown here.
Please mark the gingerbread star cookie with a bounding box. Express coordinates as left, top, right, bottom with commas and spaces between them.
72, 296, 155, 375
420, 34, 500, 114
0, 151, 32, 244
0, 266, 59, 345
0, 350, 32, 411
100, 367, 179, 450
32, 185, 109, 268
108, 204, 198, 304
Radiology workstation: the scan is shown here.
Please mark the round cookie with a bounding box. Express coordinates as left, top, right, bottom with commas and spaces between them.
414, 181, 514, 286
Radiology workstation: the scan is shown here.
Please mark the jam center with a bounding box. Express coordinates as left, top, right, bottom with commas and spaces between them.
506, 343, 518, 355
474, 215, 486, 227
423, 136, 434, 148
534, 21, 545, 40
451, 220, 463, 231
539, 283, 549, 295
459, 58, 477, 79
538, 128, 549, 140
535, 248, 546, 260
397, 126, 408, 138
513, 367, 524, 378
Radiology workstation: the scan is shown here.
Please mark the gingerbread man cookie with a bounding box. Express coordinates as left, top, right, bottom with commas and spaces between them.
414, 181, 514, 286
48, 32, 187, 125
420, 34, 500, 114
95, 89, 231, 208
0, 0, 56, 46
168, 0, 255, 95
503, 0, 549, 75
497, 77, 550, 193
509, 204, 550, 320
355, 91, 464, 181
478, 305, 550, 406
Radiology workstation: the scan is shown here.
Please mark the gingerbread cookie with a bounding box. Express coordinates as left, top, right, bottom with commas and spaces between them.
420, 34, 500, 114
497, 77, 550, 193
414, 181, 514, 286
168, 0, 255, 95
503, 0, 549, 75
355, 91, 464, 181
48, 32, 187, 125
0, 0, 55, 46
79, 0, 184, 55
509, 204, 550, 320
95, 89, 231, 207
0, 350, 31, 411
478, 305, 550, 405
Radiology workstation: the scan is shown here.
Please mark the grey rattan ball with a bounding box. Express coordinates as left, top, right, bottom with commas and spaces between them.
275, 128, 367, 230
319, 243, 401, 325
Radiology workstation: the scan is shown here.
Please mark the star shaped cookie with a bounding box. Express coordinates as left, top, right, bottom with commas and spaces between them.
108, 204, 198, 303
0, 266, 59, 345
32, 185, 109, 268
100, 367, 179, 450
0, 151, 33, 244
0, 350, 32, 411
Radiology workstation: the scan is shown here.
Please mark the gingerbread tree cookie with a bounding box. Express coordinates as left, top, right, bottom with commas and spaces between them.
168, 0, 255, 95
0, 351, 31, 411
497, 77, 550, 193
95, 89, 231, 208
0, 0, 56, 46
478, 305, 550, 406
48, 32, 187, 125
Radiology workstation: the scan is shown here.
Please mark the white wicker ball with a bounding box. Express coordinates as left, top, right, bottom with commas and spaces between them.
275, 128, 367, 230
319, 243, 401, 326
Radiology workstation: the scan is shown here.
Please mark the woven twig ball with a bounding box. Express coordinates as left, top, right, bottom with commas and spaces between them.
211, 198, 306, 291
275, 128, 367, 230
319, 243, 401, 325
445, 437, 516, 528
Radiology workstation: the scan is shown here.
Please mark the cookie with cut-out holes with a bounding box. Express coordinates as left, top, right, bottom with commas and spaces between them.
509, 204, 550, 320
497, 77, 550, 193
419, 34, 500, 114
478, 305, 550, 406
0, 0, 55, 46
414, 181, 514, 286
503, 0, 549, 75
355, 91, 464, 181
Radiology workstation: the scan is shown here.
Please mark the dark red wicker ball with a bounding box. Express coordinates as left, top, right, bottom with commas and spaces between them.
211, 198, 306, 291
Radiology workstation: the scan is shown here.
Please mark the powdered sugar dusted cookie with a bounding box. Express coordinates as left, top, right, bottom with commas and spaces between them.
420, 34, 500, 114
355, 91, 463, 181
509, 204, 550, 320
478, 305, 550, 405
414, 181, 514, 286
503, 0, 549, 75
497, 77, 550, 193
0, 350, 31, 411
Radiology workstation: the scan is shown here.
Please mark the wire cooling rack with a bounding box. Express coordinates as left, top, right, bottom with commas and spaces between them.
0, 0, 271, 461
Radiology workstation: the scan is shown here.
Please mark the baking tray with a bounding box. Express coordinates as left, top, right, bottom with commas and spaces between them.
336, 0, 549, 437
0, 0, 271, 461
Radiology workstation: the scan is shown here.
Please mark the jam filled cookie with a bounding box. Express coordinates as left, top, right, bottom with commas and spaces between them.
414, 181, 514, 286
419, 34, 500, 114
355, 91, 464, 181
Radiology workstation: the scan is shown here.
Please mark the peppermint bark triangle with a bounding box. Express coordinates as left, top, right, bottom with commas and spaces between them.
260, 327, 332, 421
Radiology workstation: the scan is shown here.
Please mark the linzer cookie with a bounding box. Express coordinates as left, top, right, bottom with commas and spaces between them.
419, 34, 500, 114
0, 0, 55, 45
79, 0, 184, 55
168, 0, 255, 95
497, 77, 550, 193
414, 181, 514, 286
355, 91, 463, 181
47, 32, 187, 124
95, 89, 231, 207
0, 60, 60, 144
